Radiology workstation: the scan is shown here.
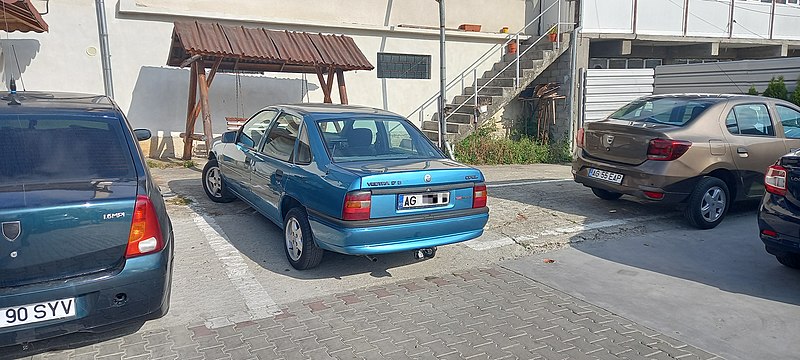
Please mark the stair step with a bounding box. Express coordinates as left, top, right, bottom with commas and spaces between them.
421, 120, 472, 134
464, 86, 510, 97
453, 95, 503, 108
477, 78, 516, 87
445, 112, 474, 124
501, 49, 555, 63
483, 60, 545, 79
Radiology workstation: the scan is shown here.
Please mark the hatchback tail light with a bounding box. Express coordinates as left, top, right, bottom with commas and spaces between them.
473, 184, 487, 208
647, 138, 692, 161
576, 128, 585, 148
126, 195, 164, 258
343, 191, 371, 221
765, 165, 787, 197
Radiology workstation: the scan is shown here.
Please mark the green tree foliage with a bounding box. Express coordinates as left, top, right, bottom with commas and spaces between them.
791, 76, 800, 107
762, 76, 788, 100
747, 85, 759, 96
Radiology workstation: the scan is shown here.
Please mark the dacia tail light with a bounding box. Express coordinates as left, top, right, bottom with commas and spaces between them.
343, 191, 371, 221
765, 165, 787, 197
647, 138, 692, 161
473, 184, 487, 208
576, 128, 585, 148
126, 195, 164, 258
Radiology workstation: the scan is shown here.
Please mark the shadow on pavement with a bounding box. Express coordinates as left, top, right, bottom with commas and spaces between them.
168, 179, 429, 280
569, 209, 800, 306
0, 321, 143, 360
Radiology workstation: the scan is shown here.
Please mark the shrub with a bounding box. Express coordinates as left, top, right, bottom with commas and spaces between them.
791, 76, 800, 107
762, 76, 788, 100
746, 85, 759, 96
454, 126, 571, 165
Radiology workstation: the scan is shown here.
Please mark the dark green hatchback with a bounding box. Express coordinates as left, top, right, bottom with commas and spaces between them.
0, 91, 173, 348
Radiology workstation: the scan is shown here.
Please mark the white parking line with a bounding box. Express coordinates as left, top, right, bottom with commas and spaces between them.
487, 179, 573, 188
189, 207, 281, 327
465, 215, 671, 250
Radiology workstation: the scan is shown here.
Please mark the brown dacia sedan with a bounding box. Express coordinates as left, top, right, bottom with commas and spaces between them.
573, 94, 800, 229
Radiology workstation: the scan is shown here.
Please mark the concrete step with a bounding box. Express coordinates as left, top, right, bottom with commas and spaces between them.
483, 60, 545, 79
464, 86, 511, 97
477, 77, 516, 87
453, 95, 503, 108
448, 103, 477, 115
421, 120, 472, 135
445, 112, 474, 124
492, 56, 547, 72
501, 49, 555, 63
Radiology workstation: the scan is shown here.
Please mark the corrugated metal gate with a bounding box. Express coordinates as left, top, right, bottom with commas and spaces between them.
654, 58, 800, 95
582, 69, 654, 123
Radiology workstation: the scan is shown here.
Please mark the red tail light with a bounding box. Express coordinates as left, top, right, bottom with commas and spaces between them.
647, 138, 692, 161
761, 229, 778, 237
576, 128, 585, 148
765, 165, 787, 197
473, 184, 487, 208
643, 191, 664, 200
343, 191, 371, 221
126, 195, 164, 258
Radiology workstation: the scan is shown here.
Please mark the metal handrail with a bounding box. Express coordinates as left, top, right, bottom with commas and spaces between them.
408, 0, 563, 124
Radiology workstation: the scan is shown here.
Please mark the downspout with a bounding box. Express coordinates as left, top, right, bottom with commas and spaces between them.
94, 0, 114, 98
437, 0, 450, 157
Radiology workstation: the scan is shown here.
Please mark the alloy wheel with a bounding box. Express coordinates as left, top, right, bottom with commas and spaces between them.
205, 167, 222, 197
700, 186, 726, 222
285, 217, 303, 261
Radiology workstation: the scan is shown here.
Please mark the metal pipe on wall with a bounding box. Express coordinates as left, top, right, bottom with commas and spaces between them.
437, 0, 447, 152
94, 0, 114, 99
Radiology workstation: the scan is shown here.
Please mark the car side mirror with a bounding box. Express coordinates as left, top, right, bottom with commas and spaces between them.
221, 130, 238, 144
133, 128, 151, 141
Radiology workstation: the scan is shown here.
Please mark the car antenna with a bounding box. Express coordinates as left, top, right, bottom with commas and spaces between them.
7, 78, 21, 105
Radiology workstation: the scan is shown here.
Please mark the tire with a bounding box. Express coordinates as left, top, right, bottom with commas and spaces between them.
776, 254, 800, 269
591, 187, 623, 201
284, 208, 324, 270
202, 159, 236, 203
684, 177, 729, 230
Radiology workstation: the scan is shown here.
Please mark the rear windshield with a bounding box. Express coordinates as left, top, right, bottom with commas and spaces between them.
609, 98, 719, 126
0, 116, 136, 185
317, 117, 444, 162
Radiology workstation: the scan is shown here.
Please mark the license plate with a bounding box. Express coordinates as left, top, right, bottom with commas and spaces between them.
399, 192, 450, 209
588, 168, 624, 184
0, 298, 75, 329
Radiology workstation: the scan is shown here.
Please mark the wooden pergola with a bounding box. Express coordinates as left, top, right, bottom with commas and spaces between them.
167, 21, 374, 159
0, 0, 48, 33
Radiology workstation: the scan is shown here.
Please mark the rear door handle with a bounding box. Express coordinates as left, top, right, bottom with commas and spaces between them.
275, 169, 284, 181
737, 147, 749, 157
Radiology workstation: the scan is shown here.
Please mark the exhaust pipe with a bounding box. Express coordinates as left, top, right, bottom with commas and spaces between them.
414, 247, 437, 260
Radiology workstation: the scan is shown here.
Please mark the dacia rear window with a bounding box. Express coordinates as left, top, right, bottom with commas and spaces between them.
609, 97, 721, 126
0, 116, 136, 185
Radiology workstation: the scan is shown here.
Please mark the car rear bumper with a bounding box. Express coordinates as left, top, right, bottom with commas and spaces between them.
572, 152, 695, 203
0, 241, 173, 347
758, 195, 800, 256
308, 208, 489, 255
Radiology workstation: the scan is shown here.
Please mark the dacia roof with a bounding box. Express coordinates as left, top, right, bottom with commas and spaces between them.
0, 91, 119, 116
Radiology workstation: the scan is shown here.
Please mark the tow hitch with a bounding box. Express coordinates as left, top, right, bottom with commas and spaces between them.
413, 247, 437, 260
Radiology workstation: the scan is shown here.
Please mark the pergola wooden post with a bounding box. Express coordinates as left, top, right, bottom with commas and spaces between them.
181, 56, 222, 160
315, 67, 348, 105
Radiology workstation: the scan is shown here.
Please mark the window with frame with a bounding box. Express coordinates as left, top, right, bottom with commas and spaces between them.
261, 113, 302, 162
377, 53, 431, 79
726, 104, 774, 136
239, 110, 278, 148
777, 104, 800, 139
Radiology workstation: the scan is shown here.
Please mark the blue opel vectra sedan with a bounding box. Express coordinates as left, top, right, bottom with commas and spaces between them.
202, 104, 489, 269
0, 90, 173, 348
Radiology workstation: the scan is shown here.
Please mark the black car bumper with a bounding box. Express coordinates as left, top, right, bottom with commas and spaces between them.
758, 195, 800, 257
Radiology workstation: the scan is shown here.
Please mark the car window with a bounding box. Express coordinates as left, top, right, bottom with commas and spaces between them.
317, 117, 443, 162
777, 105, 800, 139
261, 113, 301, 162
295, 122, 312, 165
0, 116, 135, 185
609, 98, 719, 126
238, 110, 278, 149
727, 104, 774, 137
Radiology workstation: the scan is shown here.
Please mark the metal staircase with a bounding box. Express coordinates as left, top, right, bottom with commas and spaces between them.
407, 0, 572, 143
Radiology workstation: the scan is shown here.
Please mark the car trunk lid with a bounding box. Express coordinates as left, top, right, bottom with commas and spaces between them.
334, 159, 483, 219
583, 120, 675, 166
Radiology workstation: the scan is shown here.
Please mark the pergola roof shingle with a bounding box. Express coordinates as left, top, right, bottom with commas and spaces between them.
167, 21, 374, 73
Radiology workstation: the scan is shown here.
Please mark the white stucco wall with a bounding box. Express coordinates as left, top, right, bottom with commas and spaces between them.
0, 0, 535, 147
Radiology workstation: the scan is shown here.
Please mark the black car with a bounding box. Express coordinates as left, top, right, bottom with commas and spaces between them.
0, 90, 173, 347
758, 153, 800, 269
